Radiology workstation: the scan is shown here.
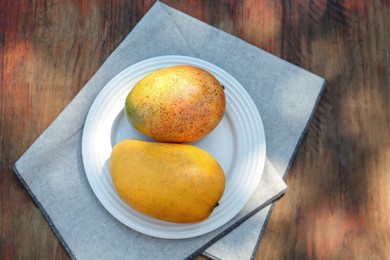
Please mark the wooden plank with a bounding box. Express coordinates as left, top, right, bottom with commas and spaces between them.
256, 0, 390, 259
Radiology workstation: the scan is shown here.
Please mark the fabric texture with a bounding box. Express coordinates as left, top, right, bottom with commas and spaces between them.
14, 2, 325, 259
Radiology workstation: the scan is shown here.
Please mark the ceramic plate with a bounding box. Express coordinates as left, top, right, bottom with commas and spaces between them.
82, 55, 266, 239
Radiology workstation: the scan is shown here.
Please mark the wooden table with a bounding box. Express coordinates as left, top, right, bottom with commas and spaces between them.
1, 0, 389, 259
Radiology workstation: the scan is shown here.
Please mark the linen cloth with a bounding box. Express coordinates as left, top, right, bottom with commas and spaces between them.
14, 2, 326, 259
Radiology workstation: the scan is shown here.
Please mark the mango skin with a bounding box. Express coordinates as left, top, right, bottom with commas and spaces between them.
110, 139, 225, 224
125, 65, 226, 143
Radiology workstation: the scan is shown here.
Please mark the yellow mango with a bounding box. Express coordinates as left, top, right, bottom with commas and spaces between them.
125, 65, 226, 143
110, 139, 225, 223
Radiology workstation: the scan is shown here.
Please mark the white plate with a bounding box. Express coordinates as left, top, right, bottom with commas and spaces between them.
82, 55, 266, 239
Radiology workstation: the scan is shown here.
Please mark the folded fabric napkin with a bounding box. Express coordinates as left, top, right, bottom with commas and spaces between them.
14, 2, 326, 259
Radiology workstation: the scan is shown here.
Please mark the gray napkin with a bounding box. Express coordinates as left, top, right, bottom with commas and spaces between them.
14, 2, 325, 260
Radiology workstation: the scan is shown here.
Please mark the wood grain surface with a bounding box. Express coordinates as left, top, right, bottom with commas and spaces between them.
1, 0, 389, 259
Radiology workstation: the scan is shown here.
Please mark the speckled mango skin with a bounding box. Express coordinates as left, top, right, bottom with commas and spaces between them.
125, 65, 226, 143
110, 139, 225, 223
